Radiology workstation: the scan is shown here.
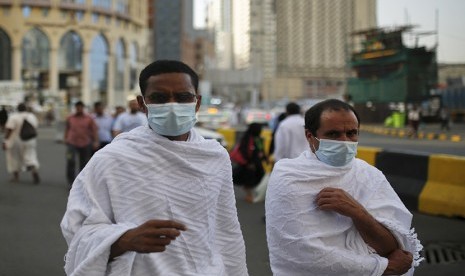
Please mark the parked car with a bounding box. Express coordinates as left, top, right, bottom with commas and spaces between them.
194, 126, 228, 148
243, 108, 273, 125
197, 107, 232, 129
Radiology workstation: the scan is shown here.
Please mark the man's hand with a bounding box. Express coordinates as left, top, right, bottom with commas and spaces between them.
110, 219, 187, 260
315, 187, 364, 219
383, 249, 413, 275
316, 187, 399, 256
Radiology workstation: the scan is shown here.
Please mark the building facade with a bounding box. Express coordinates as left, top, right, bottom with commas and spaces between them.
205, 0, 376, 104
0, 0, 148, 109
266, 0, 376, 101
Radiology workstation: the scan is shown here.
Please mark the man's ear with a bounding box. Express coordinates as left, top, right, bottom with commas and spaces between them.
305, 129, 313, 140
195, 95, 202, 112
137, 95, 147, 113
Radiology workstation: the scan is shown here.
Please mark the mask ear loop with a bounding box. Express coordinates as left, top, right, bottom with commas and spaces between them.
310, 136, 319, 153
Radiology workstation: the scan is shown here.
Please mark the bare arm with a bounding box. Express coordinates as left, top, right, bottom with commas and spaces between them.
109, 219, 186, 261
2, 128, 12, 150
316, 187, 413, 275
64, 119, 70, 142
91, 120, 99, 149
316, 187, 398, 256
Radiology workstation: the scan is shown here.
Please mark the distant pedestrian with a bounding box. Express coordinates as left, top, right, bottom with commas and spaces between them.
268, 112, 287, 156
273, 102, 308, 161
111, 99, 146, 137
231, 122, 267, 203
2, 103, 40, 184
439, 106, 451, 131
0, 105, 8, 132
64, 101, 98, 186
92, 101, 113, 150
407, 105, 420, 138
252, 112, 287, 204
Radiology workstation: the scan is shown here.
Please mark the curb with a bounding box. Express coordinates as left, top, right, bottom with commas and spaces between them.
360, 125, 463, 142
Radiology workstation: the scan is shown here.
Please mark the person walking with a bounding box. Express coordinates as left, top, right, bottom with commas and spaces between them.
407, 104, 421, 138
231, 122, 267, 203
61, 60, 248, 275
92, 101, 114, 150
273, 102, 308, 162
2, 103, 40, 184
0, 105, 8, 132
111, 98, 146, 137
439, 106, 451, 131
64, 101, 98, 186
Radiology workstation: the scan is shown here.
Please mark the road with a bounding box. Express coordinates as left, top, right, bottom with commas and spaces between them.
1, 126, 465, 275
359, 131, 465, 156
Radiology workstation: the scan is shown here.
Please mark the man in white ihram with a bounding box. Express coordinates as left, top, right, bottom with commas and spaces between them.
273, 102, 308, 161
266, 99, 422, 276
61, 60, 248, 275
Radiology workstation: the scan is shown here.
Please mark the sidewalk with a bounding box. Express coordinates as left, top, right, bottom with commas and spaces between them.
361, 123, 465, 142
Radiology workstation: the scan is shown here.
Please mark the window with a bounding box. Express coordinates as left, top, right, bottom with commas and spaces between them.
129, 42, 138, 89
22, 28, 50, 70
92, 0, 111, 10
89, 34, 109, 101
114, 39, 125, 91
22, 6, 31, 17
0, 28, 12, 80
59, 31, 82, 71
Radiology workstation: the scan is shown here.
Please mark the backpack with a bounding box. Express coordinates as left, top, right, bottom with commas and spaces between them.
20, 117, 37, 141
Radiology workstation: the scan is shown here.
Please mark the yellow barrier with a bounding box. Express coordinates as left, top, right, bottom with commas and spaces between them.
217, 128, 236, 151
419, 154, 465, 217
357, 146, 381, 166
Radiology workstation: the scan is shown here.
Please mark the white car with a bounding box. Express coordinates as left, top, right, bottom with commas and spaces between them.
194, 126, 228, 148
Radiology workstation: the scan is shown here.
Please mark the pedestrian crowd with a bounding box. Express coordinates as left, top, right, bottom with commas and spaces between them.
2, 97, 146, 186
2, 60, 423, 275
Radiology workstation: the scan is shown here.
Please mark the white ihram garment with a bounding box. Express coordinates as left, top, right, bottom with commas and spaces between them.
266, 151, 423, 276
61, 126, 248, 276
273, 114, 308, 162
4, 112, 39, 172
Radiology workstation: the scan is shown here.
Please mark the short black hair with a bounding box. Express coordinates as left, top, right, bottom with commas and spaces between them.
304, 99, 360, 136
139, 60, 199, 96
94, 101, 103, 108
75, 101, 84, 107
286, 102, 300, 115
17, 103, 27, 112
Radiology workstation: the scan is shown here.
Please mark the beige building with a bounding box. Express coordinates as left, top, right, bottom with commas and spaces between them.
264, 0, 377, 101
204, 0, 376, 104
0, 0, 149, 109
438, 63, 465, 85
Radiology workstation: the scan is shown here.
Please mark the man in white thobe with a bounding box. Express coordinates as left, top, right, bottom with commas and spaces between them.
61, 60, 248, 276
2, 103, 40, 183
273, 102, 308, 162
266, 99, 422, 276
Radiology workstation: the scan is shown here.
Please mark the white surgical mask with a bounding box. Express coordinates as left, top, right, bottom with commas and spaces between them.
313, 138, 358, 167
144, 100, 197, 136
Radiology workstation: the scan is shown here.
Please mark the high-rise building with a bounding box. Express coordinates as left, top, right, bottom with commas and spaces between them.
206, 0, 376, 102
151, 0, 214, 76
266, 0, 377, 100
0, 0, 149, 108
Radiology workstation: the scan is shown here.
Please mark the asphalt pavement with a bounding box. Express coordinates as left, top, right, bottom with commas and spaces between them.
1, 125, 465, 275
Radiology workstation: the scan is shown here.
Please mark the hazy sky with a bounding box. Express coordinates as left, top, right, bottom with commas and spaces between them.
194, 0, 465, 63
378, 0, 465, 63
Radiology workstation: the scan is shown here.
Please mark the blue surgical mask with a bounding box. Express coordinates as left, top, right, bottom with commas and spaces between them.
145, 101, 197, 136
313, 138, 358, 167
